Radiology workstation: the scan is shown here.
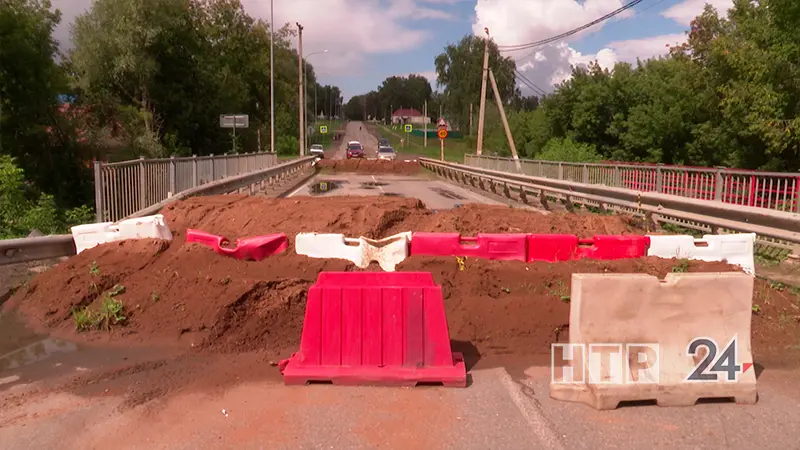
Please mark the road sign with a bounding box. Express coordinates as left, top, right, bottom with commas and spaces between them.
219, 114, 249, 129
438, 128, 448, 139
437, 118, 447, 129
320, 125, 328, 134
404, 124, 413, 133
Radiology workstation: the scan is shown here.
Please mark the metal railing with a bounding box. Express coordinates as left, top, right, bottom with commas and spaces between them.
465, 155, 800, 213
422, 158, 800, 246
1, 156, 315, 266
94, 152, 278, 222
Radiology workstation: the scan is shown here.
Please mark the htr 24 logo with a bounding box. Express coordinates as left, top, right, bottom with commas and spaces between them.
551, 336, 754, 384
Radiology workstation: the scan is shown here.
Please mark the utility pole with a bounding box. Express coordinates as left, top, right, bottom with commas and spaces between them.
423, 100, 428, 148
296, 22, 304, 156
269, 0, 275, 153
469, 103, 473, 136
488, 69, 521, 171
476, 27, 490, 156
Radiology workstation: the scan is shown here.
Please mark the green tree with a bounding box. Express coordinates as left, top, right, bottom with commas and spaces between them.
434, 35, 518, 131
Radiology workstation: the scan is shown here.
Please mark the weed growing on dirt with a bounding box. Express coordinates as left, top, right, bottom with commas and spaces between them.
672, 259, 690, 273
71, 284, 128, 332
151, 292, 160, 302
89, 260, 100, 275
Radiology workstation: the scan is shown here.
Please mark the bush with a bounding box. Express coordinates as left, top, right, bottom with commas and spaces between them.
535, 137, 602, 163
0, 155, 94, 238
276, 135, 299, 156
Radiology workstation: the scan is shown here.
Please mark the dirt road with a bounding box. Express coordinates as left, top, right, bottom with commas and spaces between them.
327, 121, 378, 160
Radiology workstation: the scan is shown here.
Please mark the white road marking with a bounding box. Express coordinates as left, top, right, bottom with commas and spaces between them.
287, 177, 315, 197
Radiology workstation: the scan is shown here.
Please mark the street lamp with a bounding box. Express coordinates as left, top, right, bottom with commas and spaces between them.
304, 49, 328, 146
269, 0, 275, 153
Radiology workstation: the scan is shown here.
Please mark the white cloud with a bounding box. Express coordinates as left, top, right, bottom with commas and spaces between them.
661, 0, 734, 25
472, 0, 639, 95
473, 0, 634, 48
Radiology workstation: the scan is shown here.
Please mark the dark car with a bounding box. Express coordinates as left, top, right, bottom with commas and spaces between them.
346, 142, 364, 159
377, 138, 390, 150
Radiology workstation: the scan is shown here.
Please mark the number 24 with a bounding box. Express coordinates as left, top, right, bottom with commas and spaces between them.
685, 337, 741, 382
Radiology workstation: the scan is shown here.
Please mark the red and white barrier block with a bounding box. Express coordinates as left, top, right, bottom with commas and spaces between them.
71, 214, 173, 254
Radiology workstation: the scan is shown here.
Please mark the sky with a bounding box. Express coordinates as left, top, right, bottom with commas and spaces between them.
50, 0, 736, 102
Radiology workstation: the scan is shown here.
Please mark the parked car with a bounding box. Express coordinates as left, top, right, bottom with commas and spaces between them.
377, 146, 396, 161
309, 144, 324, 158
346, 142, 364, 159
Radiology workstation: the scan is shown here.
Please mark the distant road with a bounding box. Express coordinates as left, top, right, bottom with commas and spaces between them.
326, 121, 378, 160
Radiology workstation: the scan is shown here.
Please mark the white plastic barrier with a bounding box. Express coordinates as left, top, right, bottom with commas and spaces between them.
71, 214, 173, 254
647, 233, 756, 275
294, 232, 411, 272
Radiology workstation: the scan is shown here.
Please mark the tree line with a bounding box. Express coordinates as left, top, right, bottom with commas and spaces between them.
348, 0, 800, 172
1, 0, 340, 237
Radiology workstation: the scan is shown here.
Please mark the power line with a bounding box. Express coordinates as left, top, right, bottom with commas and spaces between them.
514, 69, 547, 97
497, 0, 645, 53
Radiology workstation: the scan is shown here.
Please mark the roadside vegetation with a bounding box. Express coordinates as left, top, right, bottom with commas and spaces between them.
345, 1, 800, 172
1, 0, 343, 237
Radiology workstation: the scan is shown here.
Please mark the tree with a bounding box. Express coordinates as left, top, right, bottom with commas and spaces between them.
1, 0, 93, 208
434, 35, 518, 131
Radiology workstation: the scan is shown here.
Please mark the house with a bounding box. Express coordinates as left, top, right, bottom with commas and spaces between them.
391, 108, 431, 126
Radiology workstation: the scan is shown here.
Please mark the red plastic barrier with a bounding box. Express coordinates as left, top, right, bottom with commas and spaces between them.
279, 272, 467, 387
527, 235, 650, 262
409, 232, 528, 261
185, 229, 287, 261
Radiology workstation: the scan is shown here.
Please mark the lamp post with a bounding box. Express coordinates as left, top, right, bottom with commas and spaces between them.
269, 0, 275, 153
304, 50, 328, 149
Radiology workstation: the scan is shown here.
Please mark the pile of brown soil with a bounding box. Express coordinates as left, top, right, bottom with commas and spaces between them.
6, 196, 799, 363
317, 159, 424, 175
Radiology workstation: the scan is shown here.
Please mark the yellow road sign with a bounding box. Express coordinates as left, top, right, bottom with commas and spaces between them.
404, 124, 413, 133
320, 125, 328, 134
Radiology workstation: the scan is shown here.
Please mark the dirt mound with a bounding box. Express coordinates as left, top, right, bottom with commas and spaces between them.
7, 196, 799, 363
317, 159, 423, 175
394, 203, 639, 236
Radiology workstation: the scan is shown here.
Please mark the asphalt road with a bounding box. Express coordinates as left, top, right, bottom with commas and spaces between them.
327, 121, 379, 160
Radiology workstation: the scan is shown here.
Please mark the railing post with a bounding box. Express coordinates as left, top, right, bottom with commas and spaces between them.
656, 164, 664, 193
582, 164, 589, 184
209, 154, 215, 181
168, 156, 176, 197
714, 168, 723, 201
93, 160, 105, 223
138, 156, 146, 210
192, 155, 198, 188
614, 166, 621, 187
557, 162, 564, 180
538, 161, 543, 177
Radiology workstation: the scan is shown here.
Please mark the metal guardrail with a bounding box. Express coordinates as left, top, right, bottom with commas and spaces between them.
0, 157, 315, 266
465, 155, 800, 213
422, 158, 800, 246
94, 152, 278, 222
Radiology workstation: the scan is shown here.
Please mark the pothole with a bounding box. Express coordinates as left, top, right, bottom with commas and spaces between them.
309, 180, 342, 195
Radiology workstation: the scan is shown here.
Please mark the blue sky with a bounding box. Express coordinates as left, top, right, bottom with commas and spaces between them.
53, 0, 735, 101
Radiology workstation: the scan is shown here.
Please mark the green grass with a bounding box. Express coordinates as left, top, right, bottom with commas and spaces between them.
371, 124, 471, 163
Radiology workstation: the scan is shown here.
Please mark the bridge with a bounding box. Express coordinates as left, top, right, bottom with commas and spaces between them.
1, 121, 799, 449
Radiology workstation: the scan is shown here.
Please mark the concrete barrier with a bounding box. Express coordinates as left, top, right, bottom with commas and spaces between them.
648, 233, 756, 275
549, 272, 757, 410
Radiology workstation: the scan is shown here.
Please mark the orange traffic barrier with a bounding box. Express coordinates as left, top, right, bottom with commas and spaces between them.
279, 272, 467, 387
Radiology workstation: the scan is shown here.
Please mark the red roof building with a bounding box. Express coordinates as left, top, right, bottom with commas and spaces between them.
391, 108, 430, 125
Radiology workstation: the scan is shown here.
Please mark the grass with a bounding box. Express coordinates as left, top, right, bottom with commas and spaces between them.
73, 284, 128, 332
371, 123, 472, 163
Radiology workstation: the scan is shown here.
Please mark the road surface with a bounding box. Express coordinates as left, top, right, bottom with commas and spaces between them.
326, 121, 378, 160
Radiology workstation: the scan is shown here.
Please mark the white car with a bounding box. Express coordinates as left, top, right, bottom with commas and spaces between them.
309, 144, 324, 158
378, 146, 396, 161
